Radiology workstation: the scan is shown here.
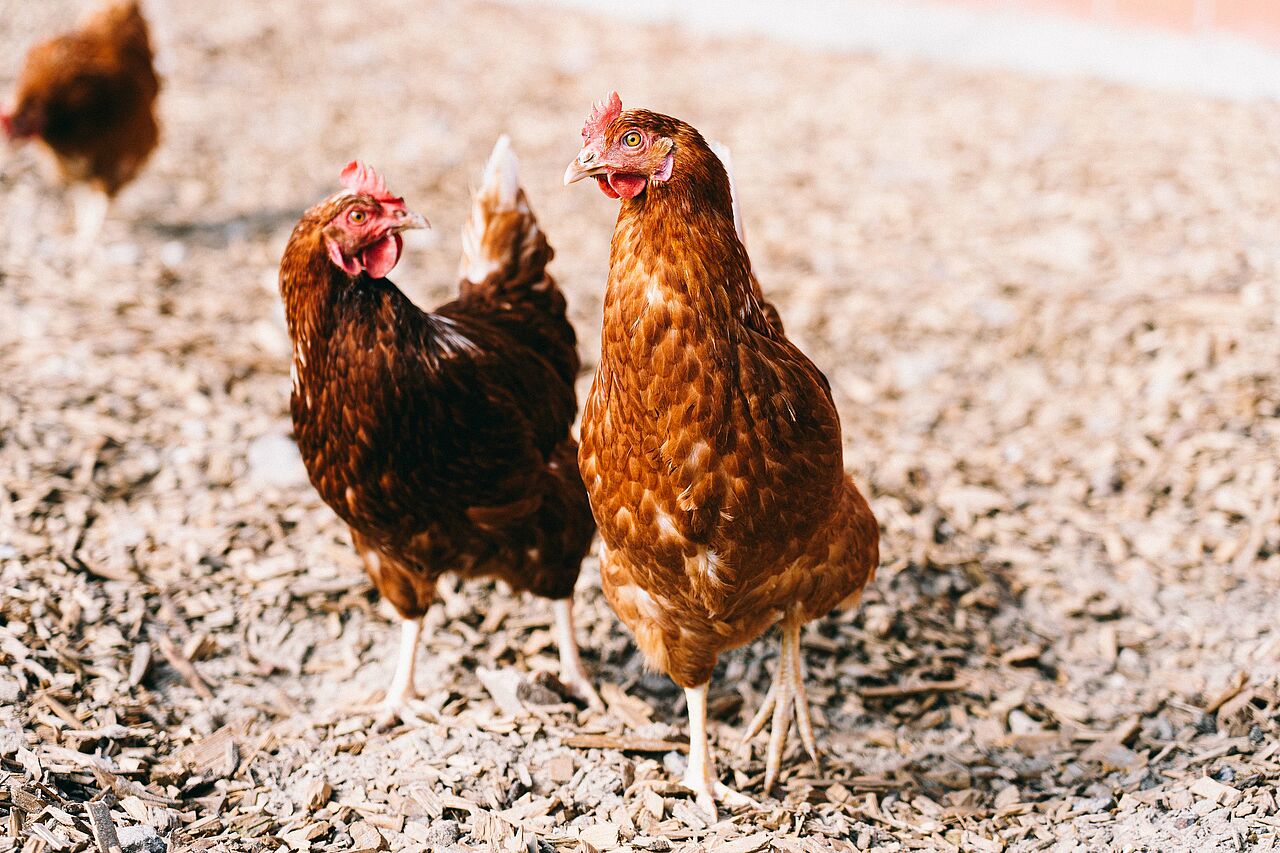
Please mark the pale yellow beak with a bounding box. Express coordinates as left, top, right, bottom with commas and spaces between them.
564, 149, 608, 186
390, 208, 429, 231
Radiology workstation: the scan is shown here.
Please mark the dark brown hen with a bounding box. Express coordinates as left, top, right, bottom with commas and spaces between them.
566, 94, 879, 814
279, 139, 598, 718
3, 0, 160, 247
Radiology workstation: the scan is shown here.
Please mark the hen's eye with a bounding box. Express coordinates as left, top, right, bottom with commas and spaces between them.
622, 131, 642, 149
348, 209, 368, 224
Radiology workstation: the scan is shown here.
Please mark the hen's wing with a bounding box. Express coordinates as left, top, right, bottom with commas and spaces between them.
304, 296, 575, 543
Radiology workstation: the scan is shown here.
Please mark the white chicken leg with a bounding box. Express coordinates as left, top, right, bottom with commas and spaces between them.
383, 616, 423, 710
553, 598, 602, 709
72, 184, 109, 256
681, 683, 759, 818
347, 615, 431, 730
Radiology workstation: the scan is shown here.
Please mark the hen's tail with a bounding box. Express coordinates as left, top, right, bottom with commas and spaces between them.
456, 136, 578, 386
709, 140, 785, 335
708, 140, 747, 248
82, 0, 159, 94
84, 0, 146, 39
459, 135, 552, 296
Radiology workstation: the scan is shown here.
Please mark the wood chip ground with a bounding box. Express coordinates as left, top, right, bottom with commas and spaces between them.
1, 1, 1279, 851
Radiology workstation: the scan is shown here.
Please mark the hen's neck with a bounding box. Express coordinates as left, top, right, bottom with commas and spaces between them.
606, 187, 767, 336
279, 232, 347, 352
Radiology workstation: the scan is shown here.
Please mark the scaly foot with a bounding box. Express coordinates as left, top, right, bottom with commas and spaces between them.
740, 610, 821, 792
558, 666, 604, 711
680, 766, 760, 820
344, 693, 433, 731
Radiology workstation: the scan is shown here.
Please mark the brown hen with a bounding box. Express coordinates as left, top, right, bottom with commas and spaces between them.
566, 94, 879, 813
279, 139, 598, 720
3, 0, 160, 248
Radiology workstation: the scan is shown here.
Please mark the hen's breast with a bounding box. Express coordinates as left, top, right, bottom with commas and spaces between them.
581, 273, 845, 611
291, 328, 400, 536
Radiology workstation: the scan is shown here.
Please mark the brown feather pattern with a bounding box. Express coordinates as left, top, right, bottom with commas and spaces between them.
579, 110, 879, 687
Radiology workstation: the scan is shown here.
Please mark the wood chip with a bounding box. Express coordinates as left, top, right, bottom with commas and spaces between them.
563, 734, 689, 754
347, 821, 387, 853
173, 725, 238, 777
304, 778, 331, 811
579, 823, 619, 850
600, 683, 654, 729
1189, 777, 1243, 808
155, 633, 213, 701
1204, 672, 1250, 714
475, 667, 525, 717
859, 679, 968, 699
85, 801, 122, 853
999, 643, 1043, 666
715, 833, 774, 853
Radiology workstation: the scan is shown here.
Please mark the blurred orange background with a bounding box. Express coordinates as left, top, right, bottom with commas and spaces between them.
946, 0, 1280, 44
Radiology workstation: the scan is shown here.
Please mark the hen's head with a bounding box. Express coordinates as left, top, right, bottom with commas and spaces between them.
565, 92, 714, 201
2, 95, 45, 143
319, 162, 427, 280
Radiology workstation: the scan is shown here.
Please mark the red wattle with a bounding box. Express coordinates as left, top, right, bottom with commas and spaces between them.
361, 233, 404, 279
595, 176, 620, 199
608, 173, 647, 199
326, 237, 362, 276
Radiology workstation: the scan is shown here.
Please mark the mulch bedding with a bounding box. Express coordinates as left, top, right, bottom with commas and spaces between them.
1, 1, 1278, 851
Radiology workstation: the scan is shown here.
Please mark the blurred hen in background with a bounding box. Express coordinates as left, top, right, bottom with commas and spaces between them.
567, 94, 880, 815
278, 140, 600, 722
3, 0, 160, 252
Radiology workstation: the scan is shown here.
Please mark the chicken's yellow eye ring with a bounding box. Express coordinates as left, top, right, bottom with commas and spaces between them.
349, 209, 368, 224
622, 130, 642, 149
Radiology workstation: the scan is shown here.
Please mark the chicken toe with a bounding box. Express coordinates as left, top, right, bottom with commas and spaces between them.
744, 609, 822, 794
788, 620, 821, 770
360, 699, 432, 732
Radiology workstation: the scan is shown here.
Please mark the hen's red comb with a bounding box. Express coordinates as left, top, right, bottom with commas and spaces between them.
582, 91, 622, 142
339, 161, 403, 204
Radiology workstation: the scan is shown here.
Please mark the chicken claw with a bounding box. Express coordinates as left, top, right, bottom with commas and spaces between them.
681, 774, 759, 821
345, 697, 433, 732
740, 609, 821, 792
